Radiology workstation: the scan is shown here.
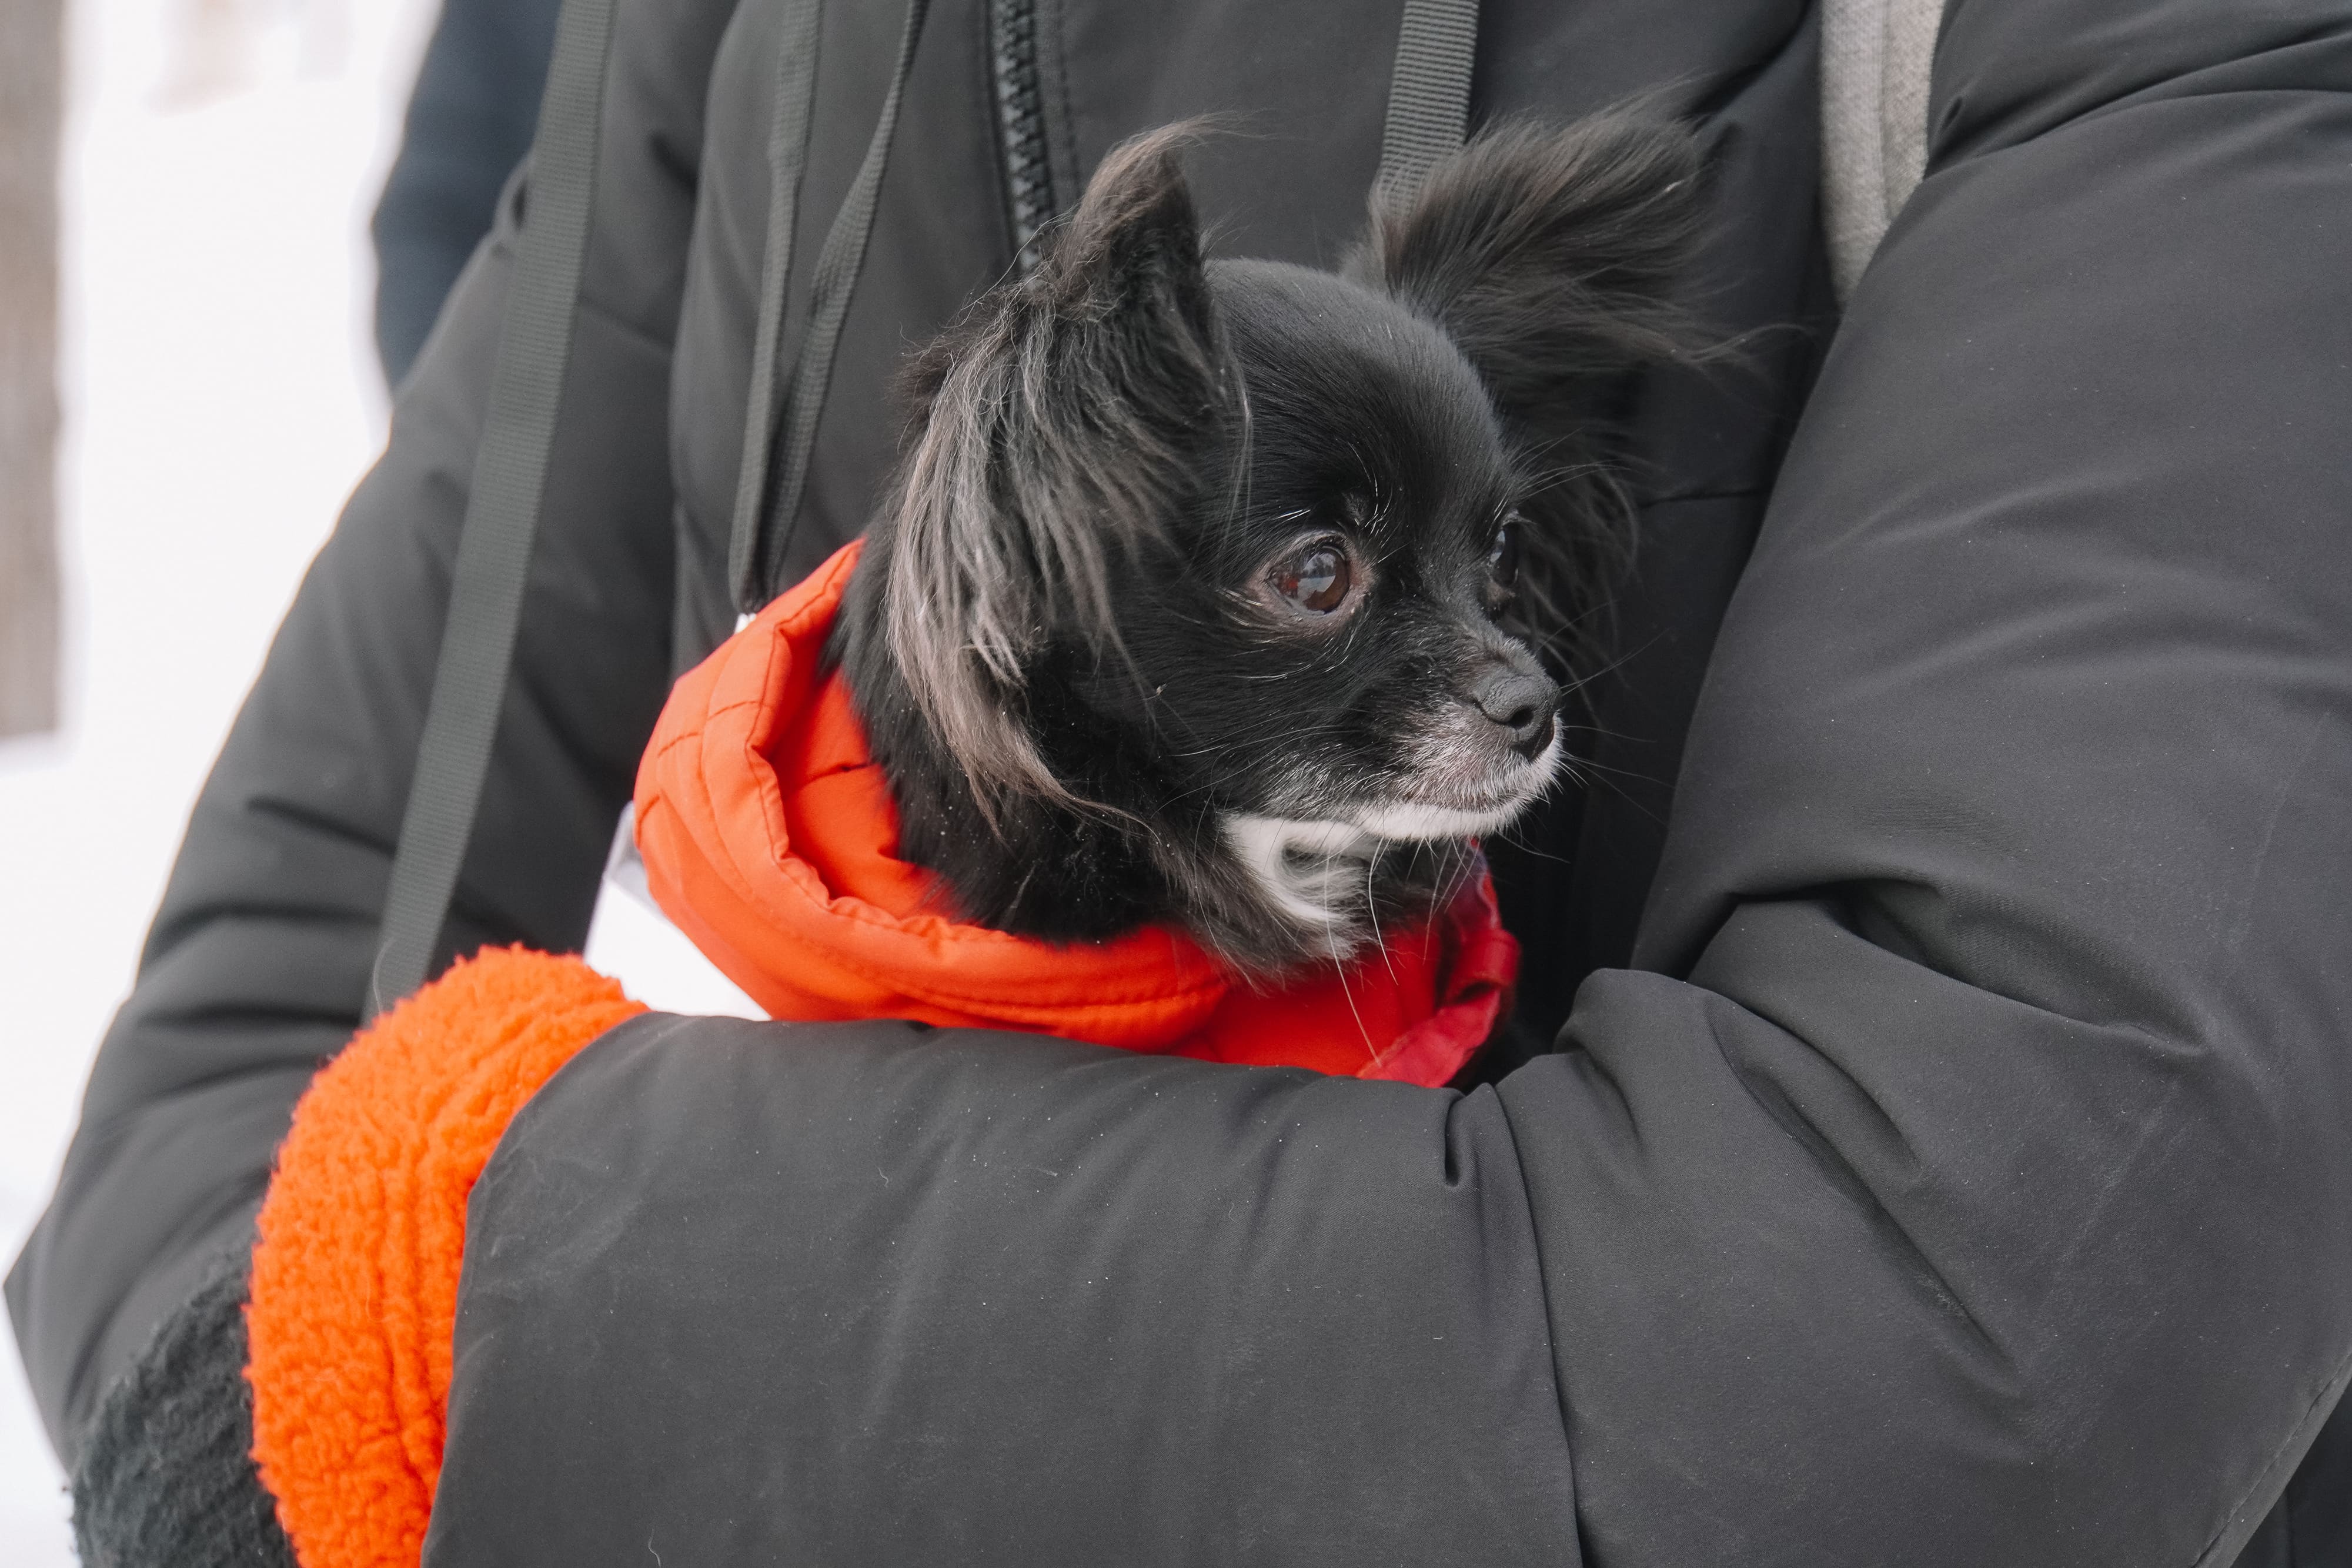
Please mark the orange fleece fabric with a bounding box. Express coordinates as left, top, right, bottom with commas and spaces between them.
247, 947, 644, 1568
633, 538, 1521, 1084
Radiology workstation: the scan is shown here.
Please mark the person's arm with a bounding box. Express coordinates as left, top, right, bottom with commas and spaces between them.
419, 5, 2352, 1564
1, 0, 736, 1472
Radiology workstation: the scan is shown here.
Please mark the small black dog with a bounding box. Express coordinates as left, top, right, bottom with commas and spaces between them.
834, 113, 1703, 978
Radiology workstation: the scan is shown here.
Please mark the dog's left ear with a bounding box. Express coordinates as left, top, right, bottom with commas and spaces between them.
874, 124, 1225, 817
1345, 110, 1708, 433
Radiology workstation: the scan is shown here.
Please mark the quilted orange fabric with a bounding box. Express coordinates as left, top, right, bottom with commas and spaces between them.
246, 947, 644, 1568
634, 539, 1520, 1084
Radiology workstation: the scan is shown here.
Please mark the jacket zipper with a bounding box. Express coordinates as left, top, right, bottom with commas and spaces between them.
989, 0, 1054, 272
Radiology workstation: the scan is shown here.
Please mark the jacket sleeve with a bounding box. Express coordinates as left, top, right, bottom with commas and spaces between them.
417, 5, 2352, 1566
0, 0, 737, 1465
370, 0, 565, 387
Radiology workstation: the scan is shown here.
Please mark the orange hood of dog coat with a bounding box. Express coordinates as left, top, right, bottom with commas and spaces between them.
632, 539, 1519, 1084
246, 543, 1516, 1568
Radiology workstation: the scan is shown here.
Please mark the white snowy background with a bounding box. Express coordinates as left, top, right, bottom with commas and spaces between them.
1, 0, 437, 1553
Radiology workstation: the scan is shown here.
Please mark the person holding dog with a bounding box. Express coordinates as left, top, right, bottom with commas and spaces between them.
15, 0, 2352, 1563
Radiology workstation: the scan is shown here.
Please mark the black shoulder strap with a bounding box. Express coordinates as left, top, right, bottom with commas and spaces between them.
724, 0, 826, 615
1377, 0, 1480, 195
731, 0, 935, 613
367, 0, 620, 1018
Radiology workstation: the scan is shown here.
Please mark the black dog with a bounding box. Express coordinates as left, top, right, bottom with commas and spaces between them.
834, 113, 1703, 978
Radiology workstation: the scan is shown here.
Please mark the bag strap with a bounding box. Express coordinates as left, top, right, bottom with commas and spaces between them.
367, 0, 620, 1018
1377, 0, 1480, 195
731, 0, 936, 613
724, 0, 826, 614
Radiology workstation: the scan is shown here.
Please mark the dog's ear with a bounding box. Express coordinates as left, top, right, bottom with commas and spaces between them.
1345, 110, 1707, 435
1035, 122, 1220, 358
878, 124, 1225, 814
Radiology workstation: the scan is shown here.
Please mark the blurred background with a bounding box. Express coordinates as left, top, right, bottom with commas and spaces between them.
0, 0, 452, 1550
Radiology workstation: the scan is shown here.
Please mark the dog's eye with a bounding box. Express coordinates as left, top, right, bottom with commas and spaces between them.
1488, 519, 1523, 591
1274, 543, 1352, 614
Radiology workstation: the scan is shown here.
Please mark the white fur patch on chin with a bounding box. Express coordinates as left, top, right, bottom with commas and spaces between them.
1349, 731, 1563, 843
1222, 813, 1378, 932
1221, 732, 1563, 940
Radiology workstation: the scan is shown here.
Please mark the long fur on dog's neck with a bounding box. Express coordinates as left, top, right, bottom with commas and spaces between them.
833, 113, 1706, 978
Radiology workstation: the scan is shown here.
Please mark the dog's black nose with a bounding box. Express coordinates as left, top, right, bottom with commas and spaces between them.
1471, 666, 1560, 759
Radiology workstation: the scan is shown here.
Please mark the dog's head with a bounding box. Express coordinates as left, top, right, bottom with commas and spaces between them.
840, 115, 1705, 971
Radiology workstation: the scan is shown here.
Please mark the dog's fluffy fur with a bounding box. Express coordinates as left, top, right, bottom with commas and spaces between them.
833, 112, 1705, 977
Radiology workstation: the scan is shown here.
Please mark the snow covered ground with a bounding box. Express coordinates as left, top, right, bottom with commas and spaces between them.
0, 0, 433, 1553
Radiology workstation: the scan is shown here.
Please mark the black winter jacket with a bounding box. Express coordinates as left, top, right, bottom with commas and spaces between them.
14, 0, 2352, 1562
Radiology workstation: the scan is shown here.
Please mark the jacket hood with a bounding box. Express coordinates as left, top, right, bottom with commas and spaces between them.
633, 541, 1516, 1085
